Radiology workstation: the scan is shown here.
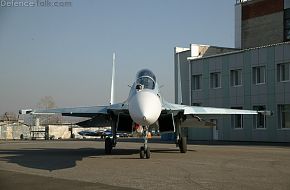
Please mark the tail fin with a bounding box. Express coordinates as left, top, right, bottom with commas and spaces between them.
110, 53, 116, 105
177, 53, 183, 104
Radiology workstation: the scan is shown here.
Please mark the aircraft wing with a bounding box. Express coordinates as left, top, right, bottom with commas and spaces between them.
162, 101, 260, 115
19, 102, 129, 117
19, 103, 130, 127
20, 106, 109, 117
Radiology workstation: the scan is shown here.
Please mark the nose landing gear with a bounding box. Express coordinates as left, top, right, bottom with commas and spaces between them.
140, 126, 151, 159
140, 146, 150, 159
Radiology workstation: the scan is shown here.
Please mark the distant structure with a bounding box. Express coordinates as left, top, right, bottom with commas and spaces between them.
235, 0, 290, 48
0, 113, 29, 140
174, 0, 290, 142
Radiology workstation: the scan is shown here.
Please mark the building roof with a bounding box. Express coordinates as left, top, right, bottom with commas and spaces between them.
187, 41, 290, 61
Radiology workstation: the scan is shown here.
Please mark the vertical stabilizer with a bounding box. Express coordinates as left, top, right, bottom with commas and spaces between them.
177, 53, 183, 104
110, 53, 116, 105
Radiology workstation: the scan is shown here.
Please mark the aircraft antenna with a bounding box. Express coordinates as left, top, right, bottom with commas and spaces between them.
110, 53, 116, 105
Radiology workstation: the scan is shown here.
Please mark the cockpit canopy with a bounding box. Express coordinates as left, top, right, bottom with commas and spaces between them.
136, 69, 156, 90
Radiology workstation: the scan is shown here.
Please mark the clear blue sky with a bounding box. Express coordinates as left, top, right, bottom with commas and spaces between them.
0, 0, 236, 115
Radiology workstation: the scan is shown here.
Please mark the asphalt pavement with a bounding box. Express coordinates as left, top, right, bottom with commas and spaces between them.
0, 139, 289, 190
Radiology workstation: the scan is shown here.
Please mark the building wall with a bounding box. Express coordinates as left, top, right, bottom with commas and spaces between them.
241, 0, 284, 20
286, 0, 290, 9
48, 125, 71, 139
235, 0, 285, 49
235, 3, 242, 48
242, 11, 284, 48
175, 45, 237, 104
0, 124, 30, 139
177, 42, 290, 142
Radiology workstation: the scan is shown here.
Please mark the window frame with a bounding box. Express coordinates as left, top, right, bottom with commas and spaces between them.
277, 63, 290, 82
253, 105, 266, 129
231, 107, 243, 129
230, 69, 243, 87
278, 104, 290, 129
252, 66, 266, 85
192, 74, 202, 91
210, 72, 221, 89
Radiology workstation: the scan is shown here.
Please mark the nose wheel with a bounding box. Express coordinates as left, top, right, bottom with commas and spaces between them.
140, 126, 151, 159
140, 146, 150, 159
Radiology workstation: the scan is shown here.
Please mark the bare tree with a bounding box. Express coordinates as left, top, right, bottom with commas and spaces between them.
36, 96, 56, 109
0, 112, 18, 122
36, 96, 61, 124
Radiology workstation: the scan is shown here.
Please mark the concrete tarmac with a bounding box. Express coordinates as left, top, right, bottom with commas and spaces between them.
0, 139, 290, 190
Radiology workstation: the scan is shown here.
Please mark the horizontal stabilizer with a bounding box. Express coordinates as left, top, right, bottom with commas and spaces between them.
181, 115, 215, 128
76, 116, 110, 127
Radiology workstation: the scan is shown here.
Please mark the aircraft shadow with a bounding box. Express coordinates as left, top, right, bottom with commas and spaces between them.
151, 149, 196, 153
0, 148, 139, 171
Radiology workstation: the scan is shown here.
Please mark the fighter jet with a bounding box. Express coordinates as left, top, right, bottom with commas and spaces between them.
20, 54, 271, 159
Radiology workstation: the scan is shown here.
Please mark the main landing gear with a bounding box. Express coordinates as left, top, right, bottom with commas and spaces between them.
140, 126, 150, 159
175, 117, 187, 153
178, 136, 187, 153
105, 134, 117, 154
105, 137, 113, 154
105, 117, 118, 155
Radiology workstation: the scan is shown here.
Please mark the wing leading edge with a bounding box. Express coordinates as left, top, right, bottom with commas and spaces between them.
20, 102, 129, 117
162, 101, 258, 115
21, 106, 108, 117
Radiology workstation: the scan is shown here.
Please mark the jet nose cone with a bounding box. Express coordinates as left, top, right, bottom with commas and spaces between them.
129, 91, 162, 126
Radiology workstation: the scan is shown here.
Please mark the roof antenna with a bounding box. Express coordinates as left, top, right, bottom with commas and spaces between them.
110, 53, 116, 105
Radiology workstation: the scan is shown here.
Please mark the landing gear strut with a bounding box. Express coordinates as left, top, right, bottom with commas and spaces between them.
140, 126, 150, 159
105, 120, 117, 154
105, 136, 117, 154
105, 137, 112, 154
178, 137, 187, 153
175, 117, 187, 153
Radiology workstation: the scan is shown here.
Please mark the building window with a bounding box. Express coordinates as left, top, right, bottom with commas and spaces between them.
278, 105, 290, 129
210, 72, 221, 88
192, 103, 201, 106
230, 69, 242, 86
285, 30, 290, 41
231, 107, 243, 129
192, 74, 202, 90
284, 8, 290, 41
277, 63, 290, 82
252, 66, 266, 84
253, 106, 266, 129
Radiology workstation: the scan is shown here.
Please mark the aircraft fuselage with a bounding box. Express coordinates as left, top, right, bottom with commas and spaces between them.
128, 69, 162, 126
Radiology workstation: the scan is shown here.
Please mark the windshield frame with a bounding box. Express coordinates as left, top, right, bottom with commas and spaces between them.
136, 76, 155, 90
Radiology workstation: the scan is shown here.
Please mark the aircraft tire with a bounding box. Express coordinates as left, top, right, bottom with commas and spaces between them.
179, 137, 187, 153
145, 147, 151, 159
105, 137, 112, 154
140, 146, 145, 159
